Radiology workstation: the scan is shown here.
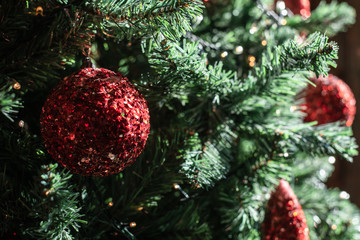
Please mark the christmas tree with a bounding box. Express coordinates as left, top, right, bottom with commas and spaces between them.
1, 0, 359, 239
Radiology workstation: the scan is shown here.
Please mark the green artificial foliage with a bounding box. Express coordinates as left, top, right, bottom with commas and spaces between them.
0, 0, 359, 239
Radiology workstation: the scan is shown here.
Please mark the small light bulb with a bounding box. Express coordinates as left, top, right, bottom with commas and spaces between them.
173, 183, 180, 190
339, 191, 350, 200
331, 224, 337, 230
249, 61, 255, 67
18, 120, 25, 128
221, 51, 228, 58
249, 26, 257, 34
137, 206, 144, 211
328, 156, 336, 164
280, 19, 287, 25
261, 40, 267, 46
13, 82, 21, 90
313, 215, 321, 224
248, 55, 256, 62
108, 202, 113, 207
44, 189, 51, 196
130, 222, 137, 227
290, 105, 297, 112
235, 46, 243, 55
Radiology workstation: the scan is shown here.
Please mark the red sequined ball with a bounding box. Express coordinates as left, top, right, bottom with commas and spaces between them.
262, 179, 309, 240
302, 74, 356, 126
276, 0, 311, 19
40, 68, 150, 177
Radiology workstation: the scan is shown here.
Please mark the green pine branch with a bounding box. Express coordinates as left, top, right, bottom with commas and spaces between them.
26, 164, 85, 240
295, 181, 360, 240
92, 0, 203, 41
0, 81, 22, 122
286, 1, 356, 37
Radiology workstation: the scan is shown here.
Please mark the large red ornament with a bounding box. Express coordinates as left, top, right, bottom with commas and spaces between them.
276, 0, 311, 19
262, 180, 309, 240
302, 74, 356, 126
40, 68, 150, 177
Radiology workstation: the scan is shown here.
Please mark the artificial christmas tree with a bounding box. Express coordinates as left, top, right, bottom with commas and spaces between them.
1, 0, 359, 239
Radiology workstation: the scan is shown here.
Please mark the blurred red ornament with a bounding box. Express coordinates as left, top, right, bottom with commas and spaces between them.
276, 0, 311, 19
40, 68, 150, 177
302, 74, 356, 126
262, 179, 309, 240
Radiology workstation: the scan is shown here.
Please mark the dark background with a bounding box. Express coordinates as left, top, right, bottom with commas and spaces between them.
311, 0, 360, 207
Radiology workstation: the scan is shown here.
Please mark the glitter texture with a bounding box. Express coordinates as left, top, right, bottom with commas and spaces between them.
302, 74, 356, 126
40, 68, 150, 177
263, 180, 309, 240
276, 0, 311, 19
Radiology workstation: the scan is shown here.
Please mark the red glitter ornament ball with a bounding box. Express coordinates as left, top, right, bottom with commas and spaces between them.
262, 179, 309, 240
276, 0, 311, 19
40, 68, 150, 177
302, 74, 356, 126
